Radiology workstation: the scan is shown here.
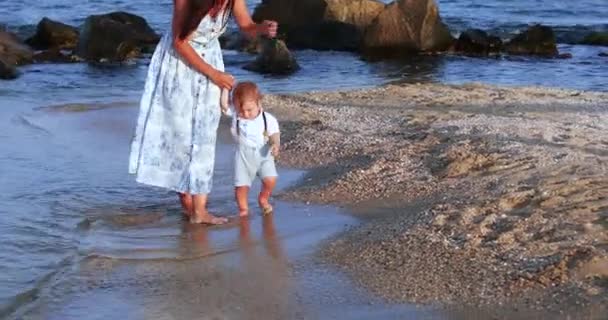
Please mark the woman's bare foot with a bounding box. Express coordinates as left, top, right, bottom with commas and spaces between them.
239, 209, 249, 217
178, 192, 194, 218
190, 211, 228, 225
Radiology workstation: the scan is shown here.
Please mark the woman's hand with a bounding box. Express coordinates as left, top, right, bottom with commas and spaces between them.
233, 0, 278, 39
209, 70, 235, 90
257, 20, 278, 38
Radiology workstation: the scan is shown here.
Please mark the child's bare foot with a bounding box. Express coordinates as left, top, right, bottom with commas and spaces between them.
258, 192, 272, 215
239, 209, 249, 217
258, 177, 276, 215
261, 204, 273, 215
258, 197, 273, 215
190, 211, 228, 225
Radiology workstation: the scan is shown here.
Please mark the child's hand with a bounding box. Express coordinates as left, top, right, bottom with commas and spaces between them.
271, 144, 280, 158
269, 133, 280, 157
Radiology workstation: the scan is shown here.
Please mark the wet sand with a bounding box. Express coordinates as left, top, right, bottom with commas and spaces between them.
260, 83, 608, 319
9, 101, 448, 320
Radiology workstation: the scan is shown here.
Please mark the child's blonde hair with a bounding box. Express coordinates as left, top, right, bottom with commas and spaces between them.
232, 81, 262, 108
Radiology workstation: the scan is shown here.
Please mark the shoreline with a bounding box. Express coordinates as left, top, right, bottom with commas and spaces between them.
6, 99, 426, 320
264, 82, 608, 318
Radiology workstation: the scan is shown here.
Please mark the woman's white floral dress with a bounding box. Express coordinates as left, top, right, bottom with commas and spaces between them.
129, 11, 228, 194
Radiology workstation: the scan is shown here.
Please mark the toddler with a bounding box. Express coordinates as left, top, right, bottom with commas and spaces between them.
221, 82, 280, 216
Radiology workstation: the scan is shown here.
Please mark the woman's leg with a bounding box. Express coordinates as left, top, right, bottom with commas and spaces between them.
178, 192, 194, 217
190, 193, 228, 224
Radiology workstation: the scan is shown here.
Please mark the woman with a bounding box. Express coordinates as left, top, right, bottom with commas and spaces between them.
128, 0, 277, 224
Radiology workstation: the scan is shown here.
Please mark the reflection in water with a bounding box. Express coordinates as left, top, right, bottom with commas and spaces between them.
157, 213, 297, 319
368, 54, 446, 85
261, 214, 284, 261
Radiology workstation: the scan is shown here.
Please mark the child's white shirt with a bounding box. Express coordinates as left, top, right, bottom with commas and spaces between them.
229, 108, 280, 148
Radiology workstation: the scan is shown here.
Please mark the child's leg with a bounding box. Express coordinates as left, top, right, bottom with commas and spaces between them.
259, 177, 276, 213
235, 146, 256, 217
258, 152, 278, 214
235, 186, 250, 216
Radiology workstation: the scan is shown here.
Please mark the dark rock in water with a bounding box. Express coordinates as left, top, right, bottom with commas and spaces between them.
581, 32, 608, 46
253, 0, 385, 52
244, 38, 299, 75
220, 30, 260, 54
599, 51, 608, 57
76, 11, 160, 62
0, 56, 18, 79
454, 29, 502, 57
33, 48, 82, 63
26, 17, 79, 50
0, 30, 34, 66
288, 21, 361, 51
556, 53, 573, 59
362, 0, 454, 58
504, 25, 558, 57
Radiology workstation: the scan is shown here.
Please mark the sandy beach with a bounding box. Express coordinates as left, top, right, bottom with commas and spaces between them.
261, 83, 608, 319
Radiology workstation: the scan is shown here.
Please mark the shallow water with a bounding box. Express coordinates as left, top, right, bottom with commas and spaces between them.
1, 0, 607, 95
0, 100, 452, 319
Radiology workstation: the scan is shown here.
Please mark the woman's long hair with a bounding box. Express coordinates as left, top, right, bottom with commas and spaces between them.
178, 0, 233, 40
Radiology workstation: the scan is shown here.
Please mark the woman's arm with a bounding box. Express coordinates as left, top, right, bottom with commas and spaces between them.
171, 0, 234, 89
232, 0, 277, 39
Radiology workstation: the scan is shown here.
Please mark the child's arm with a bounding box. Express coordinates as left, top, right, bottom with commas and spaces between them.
269, 133, 280, 157
267, 114, 280, 157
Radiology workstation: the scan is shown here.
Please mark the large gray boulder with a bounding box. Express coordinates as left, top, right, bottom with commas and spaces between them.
362, 0, 454, 58
454, 29, 502, 56
26, 18, 79, 50
253, 0, 385, 51
33, 48, 82, 63
75, 11, 160, 62
220, 30, 261, 54
0, 30, 34, 66
0, 30, 34, 79
581, 32, 608, 46
244, 38, 300, 75
504, 25, 558, 57
0, 56, 18, 79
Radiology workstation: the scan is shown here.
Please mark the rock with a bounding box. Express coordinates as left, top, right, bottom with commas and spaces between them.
0, 56, 18, 79
454, 29, 502, 56
252, 0, 385, 51
362, 0, 454, 58
254, 0, 385, 32
26, 17, 79, 50
219, 30, 260, 54
75, 11, 160, 62
556, 53, 573, 59
504, 25, 558, 57
287, 21, 362, 51
599, 51, 608, 57
0, 30, 34, 66
33, 48, 82, 63
243, 38, 300, 75
581, 32, 608, 46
